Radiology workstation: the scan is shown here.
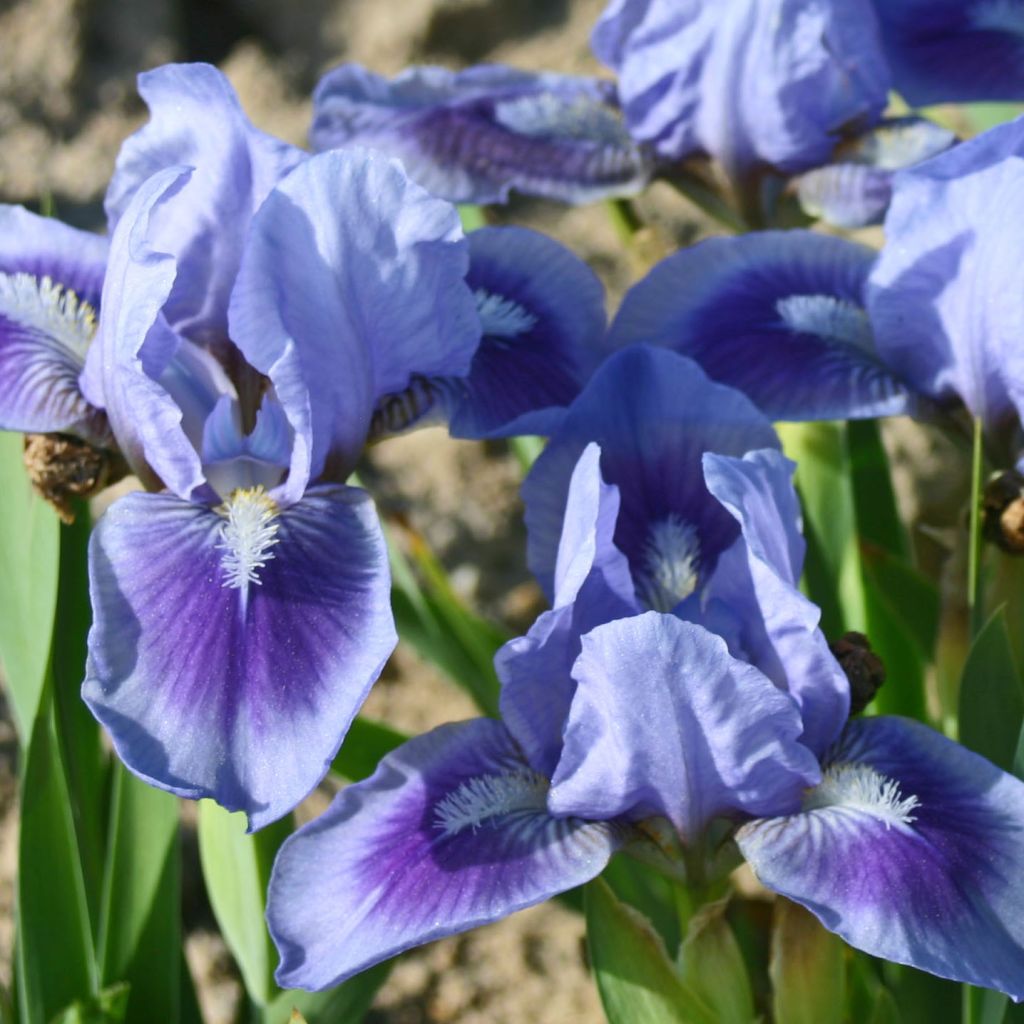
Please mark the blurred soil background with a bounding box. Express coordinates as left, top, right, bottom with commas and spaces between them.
0, 0, 969, 1021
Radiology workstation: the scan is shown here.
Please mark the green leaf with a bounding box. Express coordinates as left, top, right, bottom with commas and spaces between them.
198, 802, 291, 1006
778, 421, 865, 637
0, 431, 60, 742
678, 898, 755, 1024
603, 856, 681, 955
883, 963, 961, 1024
847, 419, 908, 559
770, 899, 845, 1024
868, 988, 901, 1024
958, 607, 1024, 772
331, 716, 406, 782
17, 690, 98, 1024
52, 510, 108, 921
585, 877, 717, 1024
96, 766, 182, 1024
47, 984, 129, 1024
265, 963, 391, 1024
963, 985, 1010, 1024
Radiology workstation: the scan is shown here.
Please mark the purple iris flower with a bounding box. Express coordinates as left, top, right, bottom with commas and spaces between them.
0, 205, 111, 447
267, 450, 1024, 995
868, 114, 1024, 465
794, 117, 957, 229
73, 64, 484, 829
591, 0, 890, 181
602, 231, 914, 423
309, 63, 654, 205
870, 0, 1024, 106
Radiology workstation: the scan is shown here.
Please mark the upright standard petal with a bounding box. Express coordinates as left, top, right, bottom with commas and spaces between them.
0, 207, 109, 440
702, 450, 850, 753
229, 149, 480, 500
523, 346, 779, 604
871, 0, 1024, 106
869, 116, 1024, 437
592, 0, 889, 174
311, 63, 652, 205
83, 483, 395, 829
548, 613, 819, 840
268, 718, 622, 990
605, 231, 912, 422
738, 716, 1024, 999
85, 167, 210, 499
105, 63, 304, 343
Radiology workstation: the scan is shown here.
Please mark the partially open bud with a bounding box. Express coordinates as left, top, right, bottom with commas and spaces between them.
983, 470, 1024, 555
23, 433, 126, 524
830, 631, 886, 716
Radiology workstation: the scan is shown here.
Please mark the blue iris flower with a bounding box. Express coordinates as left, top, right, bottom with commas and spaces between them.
267, 348, 1024, 998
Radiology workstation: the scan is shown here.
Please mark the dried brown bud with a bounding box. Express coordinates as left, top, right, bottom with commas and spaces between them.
983, 470, 1024, 555
23, 433, 126, 524
830, 631, 886, 716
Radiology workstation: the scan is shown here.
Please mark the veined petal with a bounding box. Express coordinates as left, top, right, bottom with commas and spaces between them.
738, 716, 1024, 998
229, 149, 480, 501
702, 450, 849, 754
549, 613, 820, 839
105, 63, 304, 343
311, 63, 652, 205
869, 116, 1024, 434
0, 207, 109, 440
605, 231, 912, 422
83, 483, 395, 829
523, 346, 778, 604
872, 0, 1024, 106
85, 166, 211, 499
268, 718, 622, 990
443, 227, 605, 440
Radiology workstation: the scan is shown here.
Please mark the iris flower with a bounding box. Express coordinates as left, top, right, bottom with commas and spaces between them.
68, 64, 485, 829
267, 357, 1024, 996
591, 0, 890, 182
310, 63, 653, 205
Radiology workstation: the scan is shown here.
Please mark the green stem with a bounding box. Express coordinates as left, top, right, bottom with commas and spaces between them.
605, 196, 646, 245
659, 169, 748, 233
967, 417, 986, 638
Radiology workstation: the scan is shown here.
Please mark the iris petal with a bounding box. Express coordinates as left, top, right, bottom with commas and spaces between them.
738, 716, 1024, 998
83, 483, 395, 829
605, 231, 912, 422
105, 62, 304, 343
548, 612, 820, 839
311, 63, 652, 205
523, 346, 778, 604
267, 718, 621, 990
229, 149, 480, 501
702, 450, 850, 754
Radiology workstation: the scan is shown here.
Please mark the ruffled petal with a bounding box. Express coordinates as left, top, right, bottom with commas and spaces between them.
85, 168, 210, 499
105, 63, 304, 343
592, 0, 889, 173
267, 718, 622, 990
868, 116, 1024, 433
702, 450, 849, 754
549, 612, 820, 839
229, 149, 479, 501
873, 0, 1024, 106
523, 346, 779, 604
311, 63, 652, 205
441, 226, 605, 440
605, 230, 912, 422
738, 716, 1024, 998
83, 483, 395, 829
0, 207, 109, 440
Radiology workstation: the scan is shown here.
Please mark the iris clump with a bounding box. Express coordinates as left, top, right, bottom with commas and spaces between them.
7, 1, 1024, 1020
